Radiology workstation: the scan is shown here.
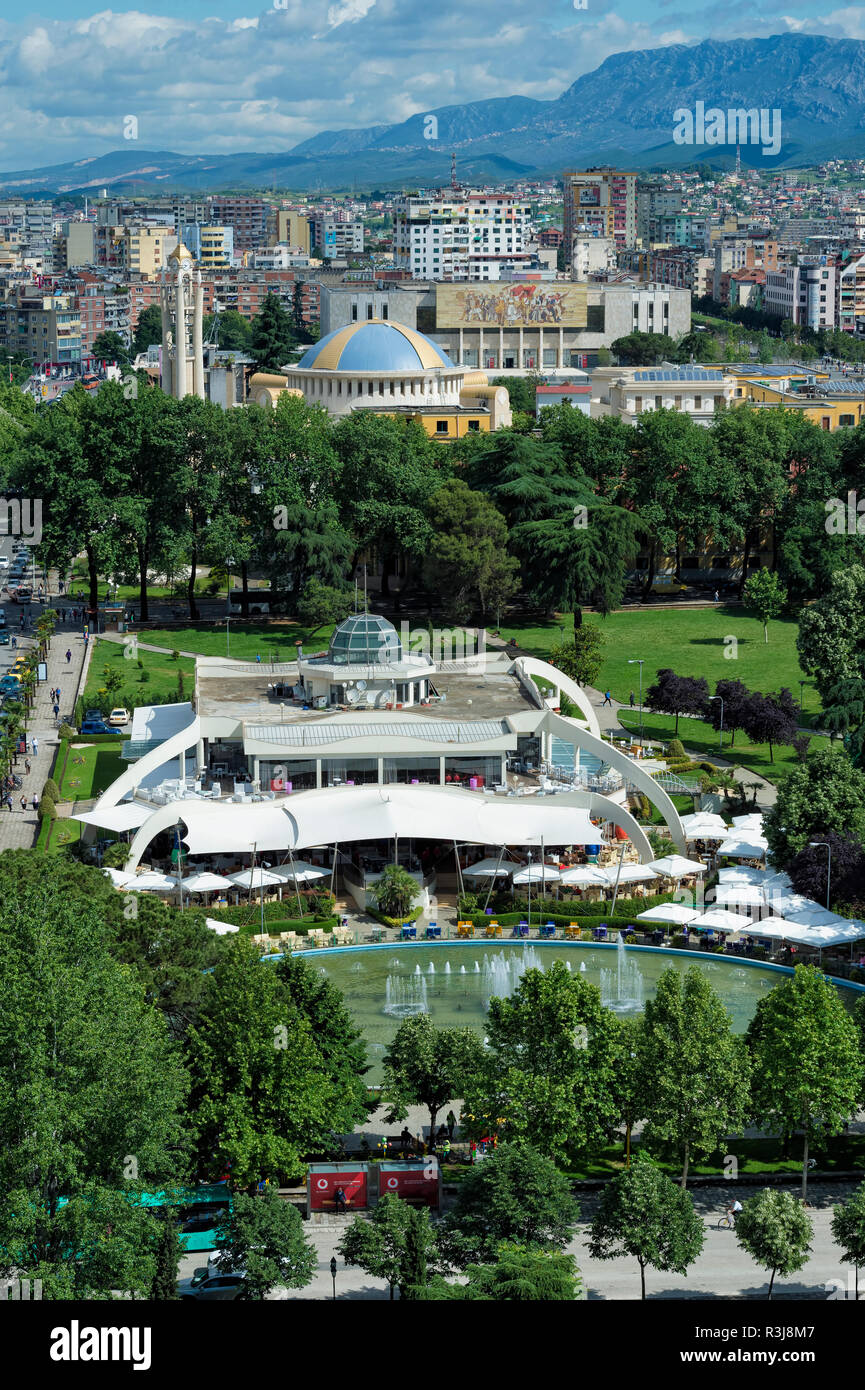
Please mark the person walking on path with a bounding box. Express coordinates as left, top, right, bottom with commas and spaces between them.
65, 649, 72, 664
31, 793, 37, 812
446, 1109, 457, 1140
24, 758, 30, 775
602, 690, 613, 707
19, 795, 26, 814
629, 691, 635, 708
4, 794, 11, 812
31, 736, 38, 757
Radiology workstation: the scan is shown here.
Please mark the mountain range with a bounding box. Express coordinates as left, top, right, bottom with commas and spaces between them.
2, 34, 864, 196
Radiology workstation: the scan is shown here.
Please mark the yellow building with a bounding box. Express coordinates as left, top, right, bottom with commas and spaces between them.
198, 226, 232, 269
275, 211, 310, 253
125, 225, 177, 278
715, 365, 863, 431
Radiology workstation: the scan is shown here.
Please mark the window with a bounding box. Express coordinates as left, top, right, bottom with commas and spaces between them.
694, 395, 702, 410
382, 304, 388, 320
436, 419, 449, 434
634, 396, 642, 413
367, 304, 373, 320
468, 419, 480, 431
655, 395, 662, 410
839, 414, 855, 427
351, 304, 358, 321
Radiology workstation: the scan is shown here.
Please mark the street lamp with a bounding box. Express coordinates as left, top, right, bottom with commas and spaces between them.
809, 840, 831, 911
225, 557, 234, 658
330, 1255, 337, 1301
709, 695, 724, 752
627, 659, 644, 745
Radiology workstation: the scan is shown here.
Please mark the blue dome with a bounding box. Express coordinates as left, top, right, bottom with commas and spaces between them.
297, 318, 454, 372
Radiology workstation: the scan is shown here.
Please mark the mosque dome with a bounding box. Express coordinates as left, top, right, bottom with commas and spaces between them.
296, 318, 454, 373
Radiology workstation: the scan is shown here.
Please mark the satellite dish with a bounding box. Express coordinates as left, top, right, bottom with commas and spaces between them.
365, 691, 375, 705
346, 689, 360, 704
357, 679, 367, 691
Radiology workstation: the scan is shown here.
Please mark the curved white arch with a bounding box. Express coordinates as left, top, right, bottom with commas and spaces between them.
510, 655, 601, 738
92, 711, 201, 813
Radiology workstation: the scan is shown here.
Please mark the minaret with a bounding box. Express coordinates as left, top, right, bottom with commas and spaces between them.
159, 242, 205, 400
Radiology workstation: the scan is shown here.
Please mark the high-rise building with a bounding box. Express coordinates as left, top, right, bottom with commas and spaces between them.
764, 258, 835, 329
392, 190, 531, 281
208, 197, 268, 253
309, 215, 364, 260
275, 211, 311, 253
563, 169, 638, 252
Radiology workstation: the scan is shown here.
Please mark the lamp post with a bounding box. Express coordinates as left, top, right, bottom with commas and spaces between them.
709, 695, 724, 753
330, 1255, 337, 1301
809, 840, 832, 911
226, 556, 234, 658
627, 659, 644, 745
526, 851, 533, 931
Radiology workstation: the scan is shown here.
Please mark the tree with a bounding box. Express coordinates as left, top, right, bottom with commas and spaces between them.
786, 832, 865, 913
739, 688, 799, 764
249, 293, 295, 371
339, 1194, 439, 1299
742, 569, 787, 643
274, 950, 371, 1120
91, 330, 130, 366
371, 864, 421, 919
757, 329, 774, 364
103, 894, 222, 1040
297, 577, 353, 635
265, 498, 353, 611
461, 963, 621, 1164
549, 623, 604, 687
735, 1189, 812, 1300
214, 1189, 316, 1300
203, 309, 253, 353
381, 1014, 485, 1142
707, 678, 752, 748
611, 331, 678, 365
587, 1152, 705, 1299
437, 1143, 580, 1269
398, 1206, 435, 1300
763, 745, 865, 868
645, 669, 709, 735
831, 1179, 865, 1300
797, 567, 865, 701
638, 966, 751, 1185
416, 1243, 581, 1301
746, 965, 863, 1201
421, 479, 518, 624
512, 502, 639, 628
132, 304, 164, 357
149, 1213, 182, 1300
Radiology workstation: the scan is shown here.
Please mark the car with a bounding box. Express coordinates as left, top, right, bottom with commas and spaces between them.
80, 718, 112, 735
108, 707, 129, 726
0, 677, 23, 697
0, 631, 9, 646
177, 1269, 246, 1302
0, 556, 8, 569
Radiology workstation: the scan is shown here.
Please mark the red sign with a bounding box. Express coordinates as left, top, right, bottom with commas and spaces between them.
307, 1165, 367, 1213
379, 1162, 440, 1208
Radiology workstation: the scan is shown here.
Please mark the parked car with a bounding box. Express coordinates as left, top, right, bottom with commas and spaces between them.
108, 707, 129, 726
0, 631, 9, 646
177, 1269, 246, 1302
0, 677, 23, 697
0, 556, 8, 569
80, 718, 112, 735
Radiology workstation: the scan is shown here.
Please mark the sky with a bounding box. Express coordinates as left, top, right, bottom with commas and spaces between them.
0, 1, 863, 170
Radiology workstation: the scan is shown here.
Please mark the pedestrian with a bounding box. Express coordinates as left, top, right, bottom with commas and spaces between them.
4, 794, 11, 812
31, 793, 37, 812
446, 1109, 457, 1139
602, 690, 613, 707
714, 589, 719, 603
334, 1186, 347, 1216
442, 1138, 451, 1164
256, 653, 261, 664
65, 649, 71, 664
19, 795, 26, 813
31, 736, 38, 756
629, 690, 635, 708
52, 703, 59, 720
24, 758, 30, 775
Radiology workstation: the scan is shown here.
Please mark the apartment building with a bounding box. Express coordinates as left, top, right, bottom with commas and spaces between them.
181, 224, 234, 268
209, 197, 269, 253
392, 191, 532, 281
0, 288, 81, 365
64, 272, 131, 355
837, 252, 865, 334
563, 169, 638, 251
309, 216, 364, 261
274, 211, 311, 254
571, 235, 617, 282
764, 258, 835, 329
61, 222, 96, 269
125, 225, 178, 278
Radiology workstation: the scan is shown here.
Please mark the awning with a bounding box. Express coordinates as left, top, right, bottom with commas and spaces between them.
182, 871, 234, 892
205, 917, 239, 935
77, 803, 154, 833
228, 868, 285, 890
713, 883, 768, 909
127, 871, 177, 892
511, 863, 561, 885
680, 813, 729, 838
559, 864, 611, 887
463, 857, 521, 878
747, 918, 865, 948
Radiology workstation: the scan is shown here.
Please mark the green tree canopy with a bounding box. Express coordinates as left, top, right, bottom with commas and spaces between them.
214, 1188, 317, 1299
422, 478, 518, 624
735, 1189, 813, 1300
339, 1194, 440, 1299
763, 744, 865, 868
742, 568, 787, 643
588, 1152, 705, 1299
381, 1013, 485, 1140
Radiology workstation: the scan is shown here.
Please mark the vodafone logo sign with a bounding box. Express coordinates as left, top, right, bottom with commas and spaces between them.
316, 1178, 329, 1190
386, 1177, 399, 1189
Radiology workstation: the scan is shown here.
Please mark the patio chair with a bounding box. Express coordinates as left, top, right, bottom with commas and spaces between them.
456, 921, 474, 939
425, 922, 441, 939
564, 923, 581, 940
540, 921, 556, 939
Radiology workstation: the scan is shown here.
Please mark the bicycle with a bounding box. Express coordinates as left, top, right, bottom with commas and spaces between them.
717, 1210, 740, 1230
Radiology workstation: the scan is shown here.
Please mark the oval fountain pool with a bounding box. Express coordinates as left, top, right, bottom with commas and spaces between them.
309, 940, 862, 1084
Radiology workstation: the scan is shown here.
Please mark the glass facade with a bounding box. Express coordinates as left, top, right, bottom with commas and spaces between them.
444, 755, 502, 787
382, 757, 440, 785
327, 614, 402, 666
321, 758, 378, 787
260, 758, 316, 791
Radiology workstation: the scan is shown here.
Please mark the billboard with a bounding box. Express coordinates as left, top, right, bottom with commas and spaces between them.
307, 1163, 368, 1213
436, 282, 587, 329
378, 1161, 441, 1208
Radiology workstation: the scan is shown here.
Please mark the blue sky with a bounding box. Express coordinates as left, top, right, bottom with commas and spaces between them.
0, 2, 862, 169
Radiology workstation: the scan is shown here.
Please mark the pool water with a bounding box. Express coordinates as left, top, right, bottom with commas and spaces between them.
314, 941, 844, 1085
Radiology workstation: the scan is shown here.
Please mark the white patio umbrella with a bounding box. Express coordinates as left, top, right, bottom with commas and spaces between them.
693, 908, 755, 932
559, 864, 611, 887
182, 871, 235, 893
205, 918, 239, 935
511, 863, 562, 885
717, 865, 766, 884
271, 860, 331, 883
228, 868, 285, 891
462, 857, 520, 878
101, 866, 134, 888
128, 871, 177, 892
647, 854, 706, 879
731, 813, 764, 833
680, 812, 729, 839
603, 862, 661, 885
718, 836, 768, 860
636, 903, 700, 925
713, 883, 767, 910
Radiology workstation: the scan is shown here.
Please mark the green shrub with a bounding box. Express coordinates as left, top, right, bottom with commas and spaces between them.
670, 933, 690, 950
37, 796, 56, 821
58, 723, 77, 742
170, 649, 180, 661
625, 933, 637, 944
667, 738, 686, 760
42, 778, 60, 803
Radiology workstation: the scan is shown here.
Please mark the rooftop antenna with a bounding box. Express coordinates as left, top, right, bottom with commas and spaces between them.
735, 144, 741, 181
451, 152, 458, 191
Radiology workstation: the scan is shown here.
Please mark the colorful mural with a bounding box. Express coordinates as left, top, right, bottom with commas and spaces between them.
437, 282, 587, 329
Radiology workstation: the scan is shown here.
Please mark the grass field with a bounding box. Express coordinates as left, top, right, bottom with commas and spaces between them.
138, 621, 336, 664
58, 740, 127, 801
503, 608, 819, 718
85, 638, 196, 706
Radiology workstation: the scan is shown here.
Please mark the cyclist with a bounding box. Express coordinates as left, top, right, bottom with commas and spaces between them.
726, 1198, 743, 1226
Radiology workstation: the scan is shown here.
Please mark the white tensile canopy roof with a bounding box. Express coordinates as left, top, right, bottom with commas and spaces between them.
79, 803, 154, 833
636, 904, 700, 925
172, 785, 604, 856
205, 918, 239, 935
647, 854, 706, 878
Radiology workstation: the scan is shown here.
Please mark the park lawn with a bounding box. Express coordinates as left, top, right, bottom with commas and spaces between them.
85, 638, 195, 705
139, 621, 337, 663
562, 1133, 865, 1182
59, 741, 127, 800
503, 608, 821, 722
69, 558, 174, 602
617, 708, 828, 781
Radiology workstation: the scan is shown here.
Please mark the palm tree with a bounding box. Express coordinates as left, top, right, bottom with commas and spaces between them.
371, 864, 421, 919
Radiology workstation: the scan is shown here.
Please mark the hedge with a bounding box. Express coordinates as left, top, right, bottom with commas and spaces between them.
204, 900, 334, 926
368, 906, 425, 929
459, 891, 679, 920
